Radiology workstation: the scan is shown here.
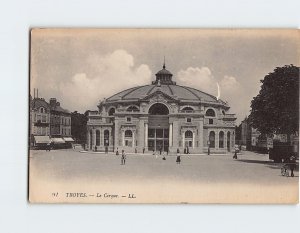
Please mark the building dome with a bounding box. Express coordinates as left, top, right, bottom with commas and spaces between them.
156, 67, 173, 76
106, 62, 227, 107
88, 62, 236, 155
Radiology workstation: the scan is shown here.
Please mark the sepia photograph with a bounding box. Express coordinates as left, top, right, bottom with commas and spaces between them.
29, 29, 299, 203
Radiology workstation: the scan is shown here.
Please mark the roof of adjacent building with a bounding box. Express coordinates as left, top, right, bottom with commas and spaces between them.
50, 105, 70, 114
31, 98, 50, 110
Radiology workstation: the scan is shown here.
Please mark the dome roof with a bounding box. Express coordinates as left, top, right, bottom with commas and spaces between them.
105, 63, 228, 107
107, 83, 226, 105
156, 67, 173, 76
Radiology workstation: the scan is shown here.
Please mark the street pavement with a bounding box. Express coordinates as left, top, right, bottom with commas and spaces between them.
29, 149, 299, 203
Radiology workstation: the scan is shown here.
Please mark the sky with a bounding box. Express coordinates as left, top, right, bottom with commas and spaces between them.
30, 29, 299, 123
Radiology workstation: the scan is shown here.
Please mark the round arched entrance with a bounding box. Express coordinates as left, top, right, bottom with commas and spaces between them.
148, 103, 169, 152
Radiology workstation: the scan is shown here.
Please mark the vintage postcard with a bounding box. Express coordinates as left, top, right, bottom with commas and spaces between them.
29, 29, 299, 203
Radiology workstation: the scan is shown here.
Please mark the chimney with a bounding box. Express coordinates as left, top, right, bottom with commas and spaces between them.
34, 88, 36, 99
49, 98, 57, 108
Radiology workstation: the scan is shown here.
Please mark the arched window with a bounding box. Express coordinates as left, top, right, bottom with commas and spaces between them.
40, 107, 44, 113
219, 131, 224, 148
96, 130, 100, 146
185, 130, 193, 138
209, 131, 215, 148
108, 108, 115, 116
149, 103, 169, 115
125, 130, 132, 138
182, 107, 194, 112
127, 106, 139, 112
124, 130, 133, 147
205, 109, 216, 117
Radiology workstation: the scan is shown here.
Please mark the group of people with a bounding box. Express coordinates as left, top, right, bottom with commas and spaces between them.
115, 147, 182, 165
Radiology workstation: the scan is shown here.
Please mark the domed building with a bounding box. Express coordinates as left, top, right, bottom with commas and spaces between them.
87, 63, 236, 154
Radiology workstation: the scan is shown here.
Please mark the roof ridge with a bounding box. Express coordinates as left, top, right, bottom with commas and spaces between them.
176, 84, 202, 100
146, 85, 156, 95
107, 86, 143, 100
184, 86, 219, 101
167, 85, 174, 95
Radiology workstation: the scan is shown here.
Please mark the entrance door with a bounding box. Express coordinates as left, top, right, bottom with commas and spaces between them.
156, 139, 163, 151
148, 128, 169, 152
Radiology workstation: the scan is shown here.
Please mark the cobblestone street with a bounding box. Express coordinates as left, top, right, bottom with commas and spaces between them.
29, 149, 298, 203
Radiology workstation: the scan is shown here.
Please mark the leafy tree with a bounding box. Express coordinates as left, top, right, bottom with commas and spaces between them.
249, 65, 299, 139
71, 111, 88, 143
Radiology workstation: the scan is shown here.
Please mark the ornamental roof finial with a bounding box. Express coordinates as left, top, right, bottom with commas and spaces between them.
163, 56, 166, 69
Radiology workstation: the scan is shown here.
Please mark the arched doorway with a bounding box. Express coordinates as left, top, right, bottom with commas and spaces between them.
96, 130, 100, 146
185, 130, 193, 148
124, 130, 133, 147
209, 131, 215, 148
104, 130, 109, 146
148, 103, 169, 152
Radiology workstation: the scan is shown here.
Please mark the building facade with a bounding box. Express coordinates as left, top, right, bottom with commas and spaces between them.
87, 64, 236, 154
49, 98, 72, 137
30, 97, 51, 142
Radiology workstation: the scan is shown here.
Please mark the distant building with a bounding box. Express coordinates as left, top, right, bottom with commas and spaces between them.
30, 97, 51, 146
29, 93, 73, 148
49, 98, 72, 138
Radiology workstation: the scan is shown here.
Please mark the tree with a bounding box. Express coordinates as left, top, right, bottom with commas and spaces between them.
249, 65, 299, 139
71, 111, 88, 143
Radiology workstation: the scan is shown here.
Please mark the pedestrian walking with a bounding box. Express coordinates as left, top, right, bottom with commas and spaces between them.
135, 148, 137, 154
121, 150, 126, 165
176, 154, 181, 164
162, 151, 166, 160
289, 155, 296, 177
159, 147, 162, 155
176, 148, 181, 164
233, 150, 238, 159
143, 147, 145, 154
46, 143, 51, 152
116, 148, 119, 156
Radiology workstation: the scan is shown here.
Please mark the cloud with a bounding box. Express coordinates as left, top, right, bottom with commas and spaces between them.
176, 66, 248, 122
176, 67, 218, 96
45, 50, 152, 112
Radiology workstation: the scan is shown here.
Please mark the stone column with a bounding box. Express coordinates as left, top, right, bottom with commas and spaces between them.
114, 119, 119, 148
93, 129, 96, 149
169, 123, 173, 147
182, 131, 185, 149
122, 130, 125, 146
144, 123, 148, 148
132, 131, 135, 148
199, 120, 204, 151
224, 131, 227, 151
100, 128, 104, 146
87, 130, 90, 149
192, 131, 195, 148
216, 129, 219, 149
172, 121, 179, 149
